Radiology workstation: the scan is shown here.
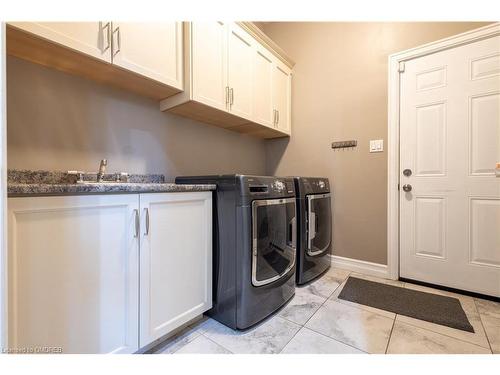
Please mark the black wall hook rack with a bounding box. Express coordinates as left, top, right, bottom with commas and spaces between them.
331, 140, 357, 149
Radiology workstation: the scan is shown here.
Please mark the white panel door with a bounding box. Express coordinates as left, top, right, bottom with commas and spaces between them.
139, 192, 212, 348
111, 22, 183, 89
227, 23, 254, 120
8, 22, 112, 63
8, 195, 140, 353
252, 45, 274, 128
191, 22, 228, 110
400, 35, 500, 297
273, 62, 292, 134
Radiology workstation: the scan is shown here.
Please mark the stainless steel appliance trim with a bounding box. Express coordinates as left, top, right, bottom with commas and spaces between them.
306, 193, 331, 256
251, 197, 296, 287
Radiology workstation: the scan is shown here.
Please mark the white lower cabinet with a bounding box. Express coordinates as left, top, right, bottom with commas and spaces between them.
8, 195, 140, 354
139, 192, 212, 347
7, 191, 212, 353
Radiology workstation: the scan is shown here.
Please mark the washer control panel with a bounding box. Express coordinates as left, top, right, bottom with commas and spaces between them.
245, 177, 295, 196
272, 180, 285, 191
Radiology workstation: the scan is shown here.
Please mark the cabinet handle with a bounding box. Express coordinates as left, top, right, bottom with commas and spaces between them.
100, 22, 111, 53
273, 109, 277, 126
133, 209, 139, 238
276, 110, 279, 125
144, 208, 150, 236
230, 88, 234, 106
225, 86, 230, 106
112, 25, 121, 57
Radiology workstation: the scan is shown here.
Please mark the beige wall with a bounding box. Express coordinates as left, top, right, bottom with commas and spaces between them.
7, 23, 492, 266
263, 22, 490, 265
7, 56, 267, 179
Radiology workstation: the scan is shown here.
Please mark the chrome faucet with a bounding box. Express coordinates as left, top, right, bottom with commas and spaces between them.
97, 159, 107, 182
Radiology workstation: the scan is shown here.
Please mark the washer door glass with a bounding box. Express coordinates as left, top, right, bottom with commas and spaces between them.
252, 198, 296, 287
307, 193, 332, 256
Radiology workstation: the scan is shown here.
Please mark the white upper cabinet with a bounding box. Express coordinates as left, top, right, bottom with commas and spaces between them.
227, 24, 254, 120
9, 22, 112, 62
272, 62, 292, 134
161, 22, 294, 138
8, 21, 293, 138
7, 21, 184, 99
111, 22, 183, 89
8, 195, 140, 354
191, 22, 228, 111
252, 46, 274, 128
139, 192, 212, 348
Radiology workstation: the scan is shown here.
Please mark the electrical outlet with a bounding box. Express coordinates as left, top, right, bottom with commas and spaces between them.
369, 140, 384, 153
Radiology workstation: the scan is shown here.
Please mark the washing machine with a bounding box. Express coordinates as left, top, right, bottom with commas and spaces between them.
175, 174, 297, 330
294, 177, 332, 285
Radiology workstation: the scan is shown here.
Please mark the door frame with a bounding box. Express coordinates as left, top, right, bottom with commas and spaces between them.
0, 22, 7, 350
387, 22, 500, 280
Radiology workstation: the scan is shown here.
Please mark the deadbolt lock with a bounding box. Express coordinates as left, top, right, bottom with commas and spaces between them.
403, 169, 412, 177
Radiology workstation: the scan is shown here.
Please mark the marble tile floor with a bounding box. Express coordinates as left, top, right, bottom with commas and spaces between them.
152, 267, 499, 354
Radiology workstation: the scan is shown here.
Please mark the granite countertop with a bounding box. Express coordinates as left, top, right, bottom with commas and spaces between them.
8, 170, 216, 197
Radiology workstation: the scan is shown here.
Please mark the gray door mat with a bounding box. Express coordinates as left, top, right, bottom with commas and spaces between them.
338, 277, 474, 332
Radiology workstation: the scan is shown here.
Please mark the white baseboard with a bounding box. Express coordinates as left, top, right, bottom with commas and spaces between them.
329, 255, 389, 279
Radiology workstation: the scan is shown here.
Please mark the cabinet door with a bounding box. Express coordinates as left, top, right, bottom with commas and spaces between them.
227, 24, 254, 120
8, 195, 140, 354
273, 62, 292, 134
139, 192, 212, 348
252, 46, 274, 128
8, 22, 112, 63
191, 22, 228, 110
111, 22, 183, 89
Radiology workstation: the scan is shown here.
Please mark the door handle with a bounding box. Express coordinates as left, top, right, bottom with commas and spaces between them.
144, 208, 150, 235
308, 211, 316, 250
133, 209, 139, 238
112, 25, 121, 57
100, 22, 111, 53
288, 216, 297, 249
402, 184, 412, 192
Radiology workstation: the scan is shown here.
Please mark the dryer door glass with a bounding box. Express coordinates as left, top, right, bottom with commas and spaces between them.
252, 198, 296, 287
306, 193, 332, 256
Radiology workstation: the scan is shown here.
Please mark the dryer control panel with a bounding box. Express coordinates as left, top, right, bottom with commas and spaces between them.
243, 176, 296, 199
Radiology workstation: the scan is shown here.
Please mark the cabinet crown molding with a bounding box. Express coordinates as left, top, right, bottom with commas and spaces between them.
237, 22, 295, 69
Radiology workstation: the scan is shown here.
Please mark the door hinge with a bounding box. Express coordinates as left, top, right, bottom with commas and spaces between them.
398, 61, 405, 73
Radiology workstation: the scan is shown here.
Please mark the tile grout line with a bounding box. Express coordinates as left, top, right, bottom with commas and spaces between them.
277, 318, 304, 354
385, 314, 397, 354
198, 329, 237, 354
278, 281, 337, 354
395, 317, 493, 353
280, 271, 351, 354
204, 334, 235, 354
303, 324, 369, 354
473, 298, 494, 354
296, 272, 373, 354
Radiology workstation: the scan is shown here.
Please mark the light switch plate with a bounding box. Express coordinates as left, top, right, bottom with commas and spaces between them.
369, 139, 384, 153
